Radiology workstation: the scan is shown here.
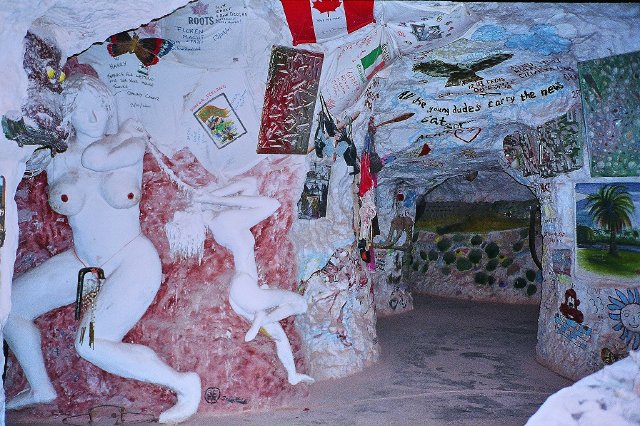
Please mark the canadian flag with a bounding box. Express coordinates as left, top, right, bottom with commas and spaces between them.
280, 0, 375, 45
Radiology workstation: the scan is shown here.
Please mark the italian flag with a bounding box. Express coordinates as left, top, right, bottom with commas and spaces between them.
361, 44, 385, 80
280, 0, 375, 45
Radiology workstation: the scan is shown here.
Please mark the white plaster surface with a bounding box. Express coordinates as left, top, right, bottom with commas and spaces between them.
527, 350, 640, 425
2, 1, 640, 424
296, 248, 379, 380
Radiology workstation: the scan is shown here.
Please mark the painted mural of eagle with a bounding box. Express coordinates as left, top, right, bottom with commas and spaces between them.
413, 53, 513, 87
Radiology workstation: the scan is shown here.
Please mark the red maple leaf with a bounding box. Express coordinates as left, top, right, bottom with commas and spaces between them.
191, 1, 208, 16
312, 0, 342, 14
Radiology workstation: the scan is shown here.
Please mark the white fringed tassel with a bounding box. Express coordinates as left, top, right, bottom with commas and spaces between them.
165, 208, 207, 264
146, 140, 196, 195
147, 141, 210, 262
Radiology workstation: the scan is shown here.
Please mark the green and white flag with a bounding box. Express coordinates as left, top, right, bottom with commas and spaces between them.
360, 44, 386, 80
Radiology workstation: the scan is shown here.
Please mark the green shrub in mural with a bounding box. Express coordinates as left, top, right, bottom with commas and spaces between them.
471, 235, 483, 246
437, 238, 452, 251
468, 249, 483, 264
484, 242, 499, 258
453, 233, 466, 242
428, 249, 439, 261
486, 258, 499, 271
420, 264, 429, 273
443, 251, 456, 264
475, 272, 489, 285
487, 275, 496, 286
527, 284, 537, 296
501, 257, 513, 268
456, 257, 473, 271
576, 224, 595, 243
513, 241, 524, 252
514, 277, 527, 288
525, 269, 537, 282
419, 250, 429, 260
576, 182, 640, 279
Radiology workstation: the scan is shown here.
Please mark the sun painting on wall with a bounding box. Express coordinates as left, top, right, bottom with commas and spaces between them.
608, 288, 640, 350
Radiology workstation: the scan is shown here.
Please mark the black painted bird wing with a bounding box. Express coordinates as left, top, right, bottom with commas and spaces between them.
412, 60, 463, 77
467, 53, 513, 72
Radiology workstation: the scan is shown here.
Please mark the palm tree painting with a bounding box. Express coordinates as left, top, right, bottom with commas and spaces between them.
575, 183, 640, 279
586, 184, 635, 255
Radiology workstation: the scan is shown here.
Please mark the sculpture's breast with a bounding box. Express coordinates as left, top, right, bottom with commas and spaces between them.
48, 171, 86, 216
100, 171, 141, 209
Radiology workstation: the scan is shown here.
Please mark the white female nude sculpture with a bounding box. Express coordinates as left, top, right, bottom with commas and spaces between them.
194, 177, 314, 385
3, 75, 200, 424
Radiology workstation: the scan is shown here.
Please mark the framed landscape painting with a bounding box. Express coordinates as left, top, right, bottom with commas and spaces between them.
575, 182, 640, 281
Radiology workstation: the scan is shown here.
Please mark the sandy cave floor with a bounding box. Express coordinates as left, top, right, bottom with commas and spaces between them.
7, 294, 572, 426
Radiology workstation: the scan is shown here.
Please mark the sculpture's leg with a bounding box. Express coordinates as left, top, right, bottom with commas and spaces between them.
229, 296, 313, 385
73, 239, 200, 424
4, 250, 81, 410
243, 290, 307, 342
260, 322, 314, 385
75, 338, 200, 423
244, 310, 267, 343
0, 160, 26, 422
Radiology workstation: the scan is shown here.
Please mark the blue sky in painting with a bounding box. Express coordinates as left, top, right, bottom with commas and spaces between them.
470, 24, 571, 55
576, 182, 640, 228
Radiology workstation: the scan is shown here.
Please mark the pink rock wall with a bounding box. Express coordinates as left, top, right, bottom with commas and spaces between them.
5, 150, 308, 418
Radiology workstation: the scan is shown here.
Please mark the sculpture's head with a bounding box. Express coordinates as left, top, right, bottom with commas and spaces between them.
61, 74, 117, 138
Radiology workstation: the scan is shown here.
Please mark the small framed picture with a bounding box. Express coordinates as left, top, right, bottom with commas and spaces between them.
193, 93, 247, 149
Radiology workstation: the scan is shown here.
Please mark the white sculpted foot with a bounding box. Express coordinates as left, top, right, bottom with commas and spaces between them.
6, 386, 56, 410
244, 310, 267, 342
158, 372, 201, 424
288, 373, 315, 385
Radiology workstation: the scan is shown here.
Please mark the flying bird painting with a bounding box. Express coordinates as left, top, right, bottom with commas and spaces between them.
413, 53, 513, 87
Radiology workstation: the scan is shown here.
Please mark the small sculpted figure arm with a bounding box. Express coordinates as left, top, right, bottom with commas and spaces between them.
81, 118, 147, 171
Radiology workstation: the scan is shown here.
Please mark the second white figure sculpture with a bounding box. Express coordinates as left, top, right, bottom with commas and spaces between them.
194, 177, 314, 386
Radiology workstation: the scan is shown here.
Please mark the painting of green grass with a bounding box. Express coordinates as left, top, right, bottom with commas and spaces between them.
577, 248, 640, 278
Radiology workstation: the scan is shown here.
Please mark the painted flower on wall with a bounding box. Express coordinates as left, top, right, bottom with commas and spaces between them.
608, 288, 640, 350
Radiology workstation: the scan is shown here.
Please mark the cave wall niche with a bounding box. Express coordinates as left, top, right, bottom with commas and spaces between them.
409, 171, 542, 303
